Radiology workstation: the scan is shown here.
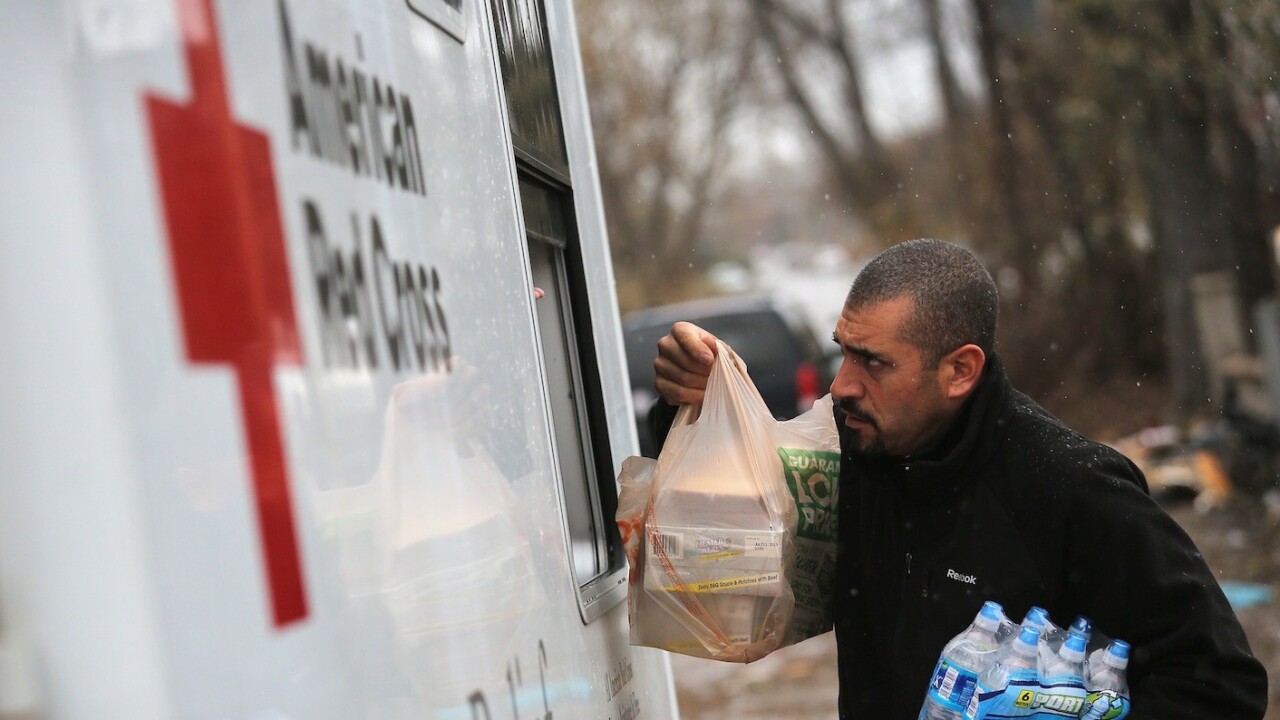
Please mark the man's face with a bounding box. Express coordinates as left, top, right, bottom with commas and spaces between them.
830, 297, 956, 458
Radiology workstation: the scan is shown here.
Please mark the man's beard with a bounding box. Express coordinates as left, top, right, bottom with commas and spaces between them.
845, 428, 888, 458
835, 399, 888, 458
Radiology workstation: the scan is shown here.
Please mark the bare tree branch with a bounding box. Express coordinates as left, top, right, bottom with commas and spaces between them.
969, 0, 1036, 276
920, 0, 964, 128
669, 28, 760, 257
642, 48, 694, 253
757, 0, 831, 45
752, 0, 864, 197
826, 0, 889, 169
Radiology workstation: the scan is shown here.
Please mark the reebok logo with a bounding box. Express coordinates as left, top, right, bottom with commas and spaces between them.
947, 569, 977, 585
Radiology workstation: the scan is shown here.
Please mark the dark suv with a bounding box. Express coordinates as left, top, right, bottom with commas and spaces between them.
622, 295, 832, 457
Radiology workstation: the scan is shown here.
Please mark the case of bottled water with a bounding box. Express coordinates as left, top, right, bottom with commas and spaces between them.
917, 601, 1131, 720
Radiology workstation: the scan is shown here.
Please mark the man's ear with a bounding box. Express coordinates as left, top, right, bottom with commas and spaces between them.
940, 344, 986, 400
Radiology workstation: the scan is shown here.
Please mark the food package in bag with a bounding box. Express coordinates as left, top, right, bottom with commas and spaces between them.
620, 341, 840, 662
776, 395, 841, 644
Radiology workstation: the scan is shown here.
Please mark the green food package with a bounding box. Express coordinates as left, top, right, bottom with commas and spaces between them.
778, 447, 840, 643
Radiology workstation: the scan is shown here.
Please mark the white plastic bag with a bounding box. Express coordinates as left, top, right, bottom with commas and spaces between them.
618, 341, 840, 662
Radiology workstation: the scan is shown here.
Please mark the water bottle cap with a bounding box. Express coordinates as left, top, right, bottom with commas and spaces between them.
1070, 615, 1092, 636
1066, 631, 1087, 651
1014, 626, 1041, 654
1022, 606, 1048, 629
1059, 631, 1087, 661
976, 600, 1005, 630
1105, 640, 1131, 668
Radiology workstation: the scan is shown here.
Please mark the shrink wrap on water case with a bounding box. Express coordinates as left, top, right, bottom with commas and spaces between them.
616, 342, 840, 662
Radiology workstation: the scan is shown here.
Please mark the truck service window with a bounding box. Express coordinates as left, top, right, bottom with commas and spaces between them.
492, 0, 626, 622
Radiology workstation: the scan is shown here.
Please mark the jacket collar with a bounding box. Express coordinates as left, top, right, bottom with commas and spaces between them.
842, 353, 1011, 501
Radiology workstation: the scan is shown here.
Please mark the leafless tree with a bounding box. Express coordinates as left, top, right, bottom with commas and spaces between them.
578, 0, 758, 310
749, 0, 905, 226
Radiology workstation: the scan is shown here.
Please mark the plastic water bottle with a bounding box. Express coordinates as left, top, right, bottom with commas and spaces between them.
1083, 640, 1131, 719
1069, 615, 1092, 642
1067, 615, 1093, 671
919, 601, 1005, 720
1021, 606, 1049, 632
1019, 606, 1058, 670
978, 625, 1041, 693
1041, 630, 1088, 682
1087, 640, 1130, 690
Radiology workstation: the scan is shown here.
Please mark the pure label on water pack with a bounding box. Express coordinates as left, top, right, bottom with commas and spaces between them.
973, 682, 1130, 719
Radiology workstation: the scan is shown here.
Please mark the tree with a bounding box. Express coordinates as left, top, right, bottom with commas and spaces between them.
753, 0, 945, 236
747, 0, 1280, 419
577, 0, 757, 311
1059, 0, 1278, 413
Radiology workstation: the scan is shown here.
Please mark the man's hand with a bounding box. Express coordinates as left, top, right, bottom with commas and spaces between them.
654, 322, 719, 406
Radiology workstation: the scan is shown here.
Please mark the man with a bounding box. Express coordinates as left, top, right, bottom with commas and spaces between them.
650, 239, 1268, 719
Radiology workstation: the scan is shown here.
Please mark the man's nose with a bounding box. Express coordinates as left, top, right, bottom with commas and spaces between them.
831, 360, 865, 399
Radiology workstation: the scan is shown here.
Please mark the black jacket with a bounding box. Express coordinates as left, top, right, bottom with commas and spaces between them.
832, 355, 1267, 719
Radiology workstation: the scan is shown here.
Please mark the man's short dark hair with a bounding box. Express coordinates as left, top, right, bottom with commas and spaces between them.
846, 238, 998, 367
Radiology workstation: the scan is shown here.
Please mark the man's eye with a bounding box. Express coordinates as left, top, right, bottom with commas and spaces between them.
866, 357, 884, 368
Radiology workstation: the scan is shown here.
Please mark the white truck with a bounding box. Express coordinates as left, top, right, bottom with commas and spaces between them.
0, 0, 677, 717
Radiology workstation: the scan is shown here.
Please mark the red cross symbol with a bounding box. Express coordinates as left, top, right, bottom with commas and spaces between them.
145, 0, 308, 627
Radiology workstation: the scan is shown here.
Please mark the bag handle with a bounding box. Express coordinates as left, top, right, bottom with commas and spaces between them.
668, 341, 766, 429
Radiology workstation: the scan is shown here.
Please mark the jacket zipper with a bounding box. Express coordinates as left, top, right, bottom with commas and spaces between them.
893, 503, 918, 702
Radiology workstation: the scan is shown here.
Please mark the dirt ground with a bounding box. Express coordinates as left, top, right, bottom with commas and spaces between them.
671, 491, 1280, 719
1169, 495, 1280, 720
670, 631, 839, 719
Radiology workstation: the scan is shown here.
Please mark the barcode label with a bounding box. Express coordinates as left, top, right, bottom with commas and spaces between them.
939, 667, 958, 698
649, 532, 683, 560
926, 660, 979, 712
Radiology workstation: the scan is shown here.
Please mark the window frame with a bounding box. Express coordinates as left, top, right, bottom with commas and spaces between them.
488, 0, 629, 621
519, 166, 628, 623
